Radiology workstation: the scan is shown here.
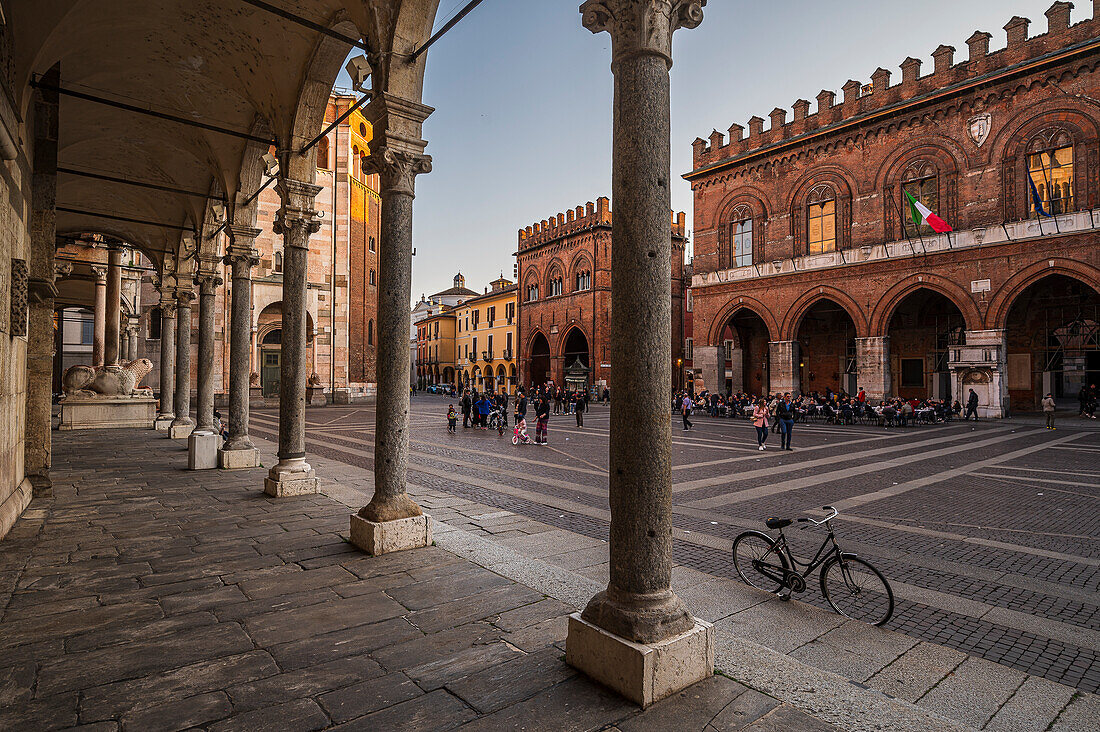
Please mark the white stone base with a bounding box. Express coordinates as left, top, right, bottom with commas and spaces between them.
349, 513, 431, 556
219, 447, 260, 470
187, 432, 220, 470
154, 415, 173, 432
565, 613, 713, 708
59, 397, 158, 431
263, 465, 318, 497
169, 422, 194, 439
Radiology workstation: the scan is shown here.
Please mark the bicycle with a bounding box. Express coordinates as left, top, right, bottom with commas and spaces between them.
731, 506, 894, 626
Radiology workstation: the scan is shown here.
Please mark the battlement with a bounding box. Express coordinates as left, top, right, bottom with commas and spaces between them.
689, 1, 1098, 172
517, 196, 687, 249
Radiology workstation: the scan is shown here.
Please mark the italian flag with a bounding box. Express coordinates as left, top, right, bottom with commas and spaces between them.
904, 191, 953, 233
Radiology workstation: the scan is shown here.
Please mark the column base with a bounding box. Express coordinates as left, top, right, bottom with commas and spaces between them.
263, 461, 318, 497
565, 613, 713, 708
350, 513, 431, 556
187, 432, 220, 470
154, 415, 174, 432
169, 422, 194, 439
219, 447, 260, 470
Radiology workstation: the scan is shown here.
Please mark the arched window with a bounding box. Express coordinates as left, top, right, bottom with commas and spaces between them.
274, 250, 283, 274
548, 276, 564, 297
901, 161, 939, 236
317, 136, 330, 170
806, 184, 836, 254
369, 236, 376, 253
1027, 128, 1074, 215
368, 319, 374, 345
575, 269, 591, 291
369, 269, 376, 286
526, 283, 539, 302
360, 154, 368, 180
728, 204, 753, 267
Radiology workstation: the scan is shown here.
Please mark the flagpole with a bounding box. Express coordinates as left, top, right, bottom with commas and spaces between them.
890, 188, 918, 256
1037, 152, 1061, 234
1030, 170, 1046, 237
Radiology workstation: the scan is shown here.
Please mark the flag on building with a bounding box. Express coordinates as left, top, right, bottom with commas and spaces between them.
904, 191, 953, 233
1027, 174, 1053, 218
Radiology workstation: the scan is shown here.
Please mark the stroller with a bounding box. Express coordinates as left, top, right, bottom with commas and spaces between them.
512, 420, 532, 445
487, 409, 506, 435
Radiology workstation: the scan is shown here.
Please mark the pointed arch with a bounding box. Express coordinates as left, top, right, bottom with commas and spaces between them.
781, 287, 869, 341
870, 275, 981, 336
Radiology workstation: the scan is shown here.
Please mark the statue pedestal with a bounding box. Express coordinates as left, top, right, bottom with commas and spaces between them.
59, 396, 158, 431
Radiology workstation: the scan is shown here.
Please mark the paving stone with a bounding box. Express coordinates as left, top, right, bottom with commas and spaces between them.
209, 697, 330, 732
446, 646, 579, 713
502, 614, 570, 652
330, 688, 475, 731
1050, 691, 1100, 731
119, 690, 232, 731
790, 620, 919, 683
406, 583, 543, 634
317, 672, 423, 723
0, 692, 79, 730
243, 593, 406, 646
405, 638, 526, 690
456, 675, 634, 732
742, 703, 841, 731
226, 655, 382, 712
677, 578, 771, 624
713, 599, 848, 655
615, 675, 751, 731
372, 621, 501, 672
917, 655, 1029, 729
214, 587, 341, 622
0, 661, 36, 705
707, 687, 782, 731
984, 675, 1077, 732
237, 564, 357, 599
331, 571, 418, 598
865, 641, 968, 703
267, 616, 422, 671
159, 584, 247, 615
65, 611, 218, 653
491, 596, 574, 632
387, 568, 513, 611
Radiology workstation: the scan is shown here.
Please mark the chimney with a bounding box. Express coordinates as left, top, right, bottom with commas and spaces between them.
792, 99, 811, 122
709, 129, 724, 150
816, 89, 836, 114
1005, 16, 1030, 47
871, 67, 891, 96
747, 116, 765, 137
900, 57, 922, 86
1045, 2, 1073, 32
769, 107, 787, 131
842, 79, 862, 105
966, 31, 992, 61
932, 44, 955, 74
727, 122, 744, 142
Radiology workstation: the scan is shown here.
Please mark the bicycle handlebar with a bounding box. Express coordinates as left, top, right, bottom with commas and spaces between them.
800, 505, 839, 526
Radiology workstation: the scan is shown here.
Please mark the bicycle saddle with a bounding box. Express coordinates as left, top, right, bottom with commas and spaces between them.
765, 517, 792, 530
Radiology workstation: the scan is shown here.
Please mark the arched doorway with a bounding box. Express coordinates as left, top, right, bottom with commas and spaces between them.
496, 364, 507, 394
796, 299, 858, 396
1005, 275, 1100, 410
482, 365, 495, 393
717, 308, 771, 396
529, 332, 551, 389
887, 289, 965, 401
562, 328, 591, 393
256, 302, 315, 399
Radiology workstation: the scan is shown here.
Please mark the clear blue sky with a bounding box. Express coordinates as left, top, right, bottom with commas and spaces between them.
339, 0, 1071, 303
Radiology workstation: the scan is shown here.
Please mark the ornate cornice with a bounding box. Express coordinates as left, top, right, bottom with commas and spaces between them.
273, 178, 323, 247
581, 0, 705, 68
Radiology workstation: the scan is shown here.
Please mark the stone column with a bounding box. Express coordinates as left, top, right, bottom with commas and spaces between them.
768, 341, 800, 396
349, 94, 434, 554
727, 347, 744, 393
169, 287, 195, 438
566, 0, 712, 709
103, 244, 124, 367
220, 227, 261, 469
127, 320, 140, 362
695, 345, 722, 395
856, 336, 890, 401
189, 268, 221, 468
264, 178, 322, 497
154, 292, 177, 431
91, 265, 107, 367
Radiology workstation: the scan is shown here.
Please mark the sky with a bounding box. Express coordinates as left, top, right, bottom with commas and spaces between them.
336, 0, 1072, 303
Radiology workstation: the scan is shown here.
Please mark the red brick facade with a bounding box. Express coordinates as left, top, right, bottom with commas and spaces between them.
685, 3, 1100, 414
516, 197, 688, 393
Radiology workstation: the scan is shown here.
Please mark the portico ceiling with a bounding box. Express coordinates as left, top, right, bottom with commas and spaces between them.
12, 0, 441, 270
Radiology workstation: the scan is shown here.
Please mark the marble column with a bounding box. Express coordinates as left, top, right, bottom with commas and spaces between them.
220, 227, 261, 469
127, 320, 140, 362
189, 268, 221, 469
91, 265, 107, 367
768, 341, 801, 396
154, 292, 177, 431
566, 0, 712, 709
169, 287, 195, 439
856, 336, 890, 401
104, 244, 124, 367
264, 178, 322, 496
349, 94, 434, 555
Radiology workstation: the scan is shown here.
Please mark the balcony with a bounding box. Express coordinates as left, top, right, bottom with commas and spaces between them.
501, 349, 513, 360
482, 351, 494, 362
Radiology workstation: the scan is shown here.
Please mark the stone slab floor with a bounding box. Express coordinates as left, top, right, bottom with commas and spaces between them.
0, 429, 840, 731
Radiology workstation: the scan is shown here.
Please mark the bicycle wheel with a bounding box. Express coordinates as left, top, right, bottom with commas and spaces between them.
732, 531, 790, 592
820, 554, 894, 626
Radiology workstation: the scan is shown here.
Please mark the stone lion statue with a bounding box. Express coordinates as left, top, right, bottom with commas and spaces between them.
62, 359, 154, 398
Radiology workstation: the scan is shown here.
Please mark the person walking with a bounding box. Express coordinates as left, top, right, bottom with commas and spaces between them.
515, 389, 527, 426
1042, 392, 1057, 429
1079, 384, 1095, 419
964, 388, 980, 421
575, 391, 585, 428
447, 404, 458, 434
476, 393, 492, 429
460, 390, 472, 429
681, 392, 694, 431
535, 395, 551, 445
752, 397, 770, 450
776, 393, 794, 451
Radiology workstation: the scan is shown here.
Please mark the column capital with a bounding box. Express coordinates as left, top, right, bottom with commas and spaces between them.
91, 264, 108, 282
176, 288, 196, 306
196, 273, 223, 294
54, 260, 73, 280
580, 0, 706, 67
273, 178, 323, 246
159, 299, 178, 316
366, 146, 433, 197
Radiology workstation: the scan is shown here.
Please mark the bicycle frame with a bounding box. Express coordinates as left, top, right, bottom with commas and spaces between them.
753, 511, 845, 588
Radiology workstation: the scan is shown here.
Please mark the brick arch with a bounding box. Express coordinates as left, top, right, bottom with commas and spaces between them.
567, 251, 593, 289
521, 267, 541, 300
556, 324, 592, 359
707, 295, 780, 347
545, 258, 565, 291
714, 189, 770, 268
869, 276, 982, 336
524, 328, 551, 356
876, 139, 966, 239
712, 187, 771, 229
985, 259, 1100, 330
786, 166, 857, 253
781, 287, 869, 341
874, 136, 968, 189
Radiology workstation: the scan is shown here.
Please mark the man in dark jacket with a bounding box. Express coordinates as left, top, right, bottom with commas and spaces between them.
460, 390, 472, 428
535, 396, 551, 444
515, 389, 527, 426
964, 389, 980, 421
776, 393, 795, 450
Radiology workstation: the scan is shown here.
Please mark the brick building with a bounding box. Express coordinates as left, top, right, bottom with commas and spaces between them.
516, 197, 688, 394
684, 2, 1100, 415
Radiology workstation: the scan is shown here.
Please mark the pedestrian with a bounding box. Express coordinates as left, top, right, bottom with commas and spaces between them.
681, 392, 694, 431
515, 388, 527, 426
575, 391, 585, 427
535, 396, 550, 445
1079, 384, 1096, 419
447, 404, 458, 434
1042, 392, 1057, 429
776, 393, 794, 451
964, 388, 980, 421
476, 393, 491, 429
460, 390, 472, 428
752, 397, 770, 450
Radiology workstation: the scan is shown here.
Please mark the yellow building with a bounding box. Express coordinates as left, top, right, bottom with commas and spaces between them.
415, 310, 456, 390
454, 277, 518, 395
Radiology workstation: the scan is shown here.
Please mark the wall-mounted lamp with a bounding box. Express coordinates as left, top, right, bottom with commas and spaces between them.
345, 55, 371, 92
261, 152, 280, 177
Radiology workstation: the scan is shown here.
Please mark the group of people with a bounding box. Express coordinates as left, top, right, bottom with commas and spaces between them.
450, 383, 580, 445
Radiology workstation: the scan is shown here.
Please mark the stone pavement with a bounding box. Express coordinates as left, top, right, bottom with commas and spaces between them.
0, 428, 847, 731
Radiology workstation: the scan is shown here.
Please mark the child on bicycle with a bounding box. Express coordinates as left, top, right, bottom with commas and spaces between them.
447, 404, 458, 434
513, 415, 530, 444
